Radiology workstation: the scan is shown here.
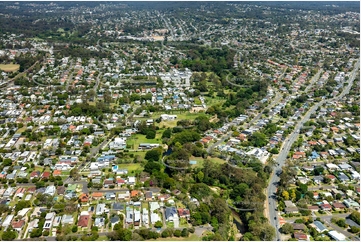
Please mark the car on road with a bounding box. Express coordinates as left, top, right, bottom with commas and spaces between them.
274, 217, 277, 220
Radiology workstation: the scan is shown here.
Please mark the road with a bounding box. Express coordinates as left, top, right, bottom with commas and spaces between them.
267, 59, 359, 241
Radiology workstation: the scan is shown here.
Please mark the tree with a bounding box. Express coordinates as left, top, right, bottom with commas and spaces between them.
69, 168, 80, 181
162, 129, 172, 139
146, 130, 156, 139
145, 149, 161, 162
181, 228, 189, 237
350, 226, 360, 233
249, 132, 268, 147
161, 230, 170, 238
349, 211, 360, 224
154, 220, 163, 228
174, 230, 181, 237
336, 219, 347, 228
1, 228, 16, 241
144, 161, 162, 174
282, 191, 290, 200
107, 228, 132, 241
197, 171, 204, 182
280, 223, 294, 234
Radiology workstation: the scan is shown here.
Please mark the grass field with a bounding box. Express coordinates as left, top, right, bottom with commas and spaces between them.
0, 64, 20, 72
126, 133, 163, 150
117, 163, 143, 173
190, 156, 227, 168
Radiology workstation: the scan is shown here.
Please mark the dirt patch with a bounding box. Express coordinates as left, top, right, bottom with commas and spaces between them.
0, 64, 20, 72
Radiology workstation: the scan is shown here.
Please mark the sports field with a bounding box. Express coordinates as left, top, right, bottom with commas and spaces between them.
0, 64, 20, 72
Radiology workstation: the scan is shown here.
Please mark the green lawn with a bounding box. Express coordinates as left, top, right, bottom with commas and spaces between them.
166, 221, 174, 228
190, 156, 227, 168
127, 133, 163, 149
179, 218, 188, 227
142, 202, 149, 210
117, 163, 143, 173
194, 97, 202, 105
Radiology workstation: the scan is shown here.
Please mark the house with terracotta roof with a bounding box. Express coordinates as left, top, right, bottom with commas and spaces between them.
92, 192, 103, 200
294, 232, 308, 241
11, 220, 25, 232
78, 214, 90, 228
320, 203, 332, 211
330, 127, 339, 133
53, 170, 62, 176
30, 171, 40, 179
79, 193, 89, 203
131, 190, 142, 198
293, 151, 305, 160
177, 208, 190, 219
42, 171, 51, 179
116, 178, 126, 186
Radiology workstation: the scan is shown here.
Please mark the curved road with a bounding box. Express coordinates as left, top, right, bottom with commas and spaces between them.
267, 59, 359, 241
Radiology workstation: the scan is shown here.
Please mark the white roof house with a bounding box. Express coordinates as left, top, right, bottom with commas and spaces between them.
328, 231, 346, 241
2, 215, 14, 227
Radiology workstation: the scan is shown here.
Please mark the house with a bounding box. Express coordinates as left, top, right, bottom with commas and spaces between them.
113, 203, 124, 211
96, 203, 106, 215
92, 192, 103, 200
128, 176, 136, 185
79, 193, 89, 203
53, 216, 61, 227
150, 202, 160, 212
338, 163, 353, 171
118, 191, 130, 200
134, 210, 141, 226
105, 192, 116, 200
307, 205, 319, 212
30, 170, 40, 179
320, 202, 332, 211
145, 191, 153, 201
11, 220, 25, 232
2, 215, 14, 228
293, 232, 308, 241
312, 221, 327, 233
61, 214, 74, 225
103, 179, 114, 188
328, 231, 346, 241
126, 209, 133, 224
313, 176, 323, 184
332, 202, 346, 210
27, 219, 39, 233
94, 217, 105, 227
42, 171, 51, 179
116, 178, 126, 186
326, 163, 339, 171
111, 215, 120, 226
16, 208, 30, 218
165, 207, 178, 221
57, 186, 65, 195
343, 199, 360, 209
131, 190, 141, 198
44, 185, 56, 196
142, 208, 149, 225
177, 208, 190, 219
293, 151, 306, 159
337, 172, 350, 183
292, 223, 306, 231
78, 213, 90, 228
